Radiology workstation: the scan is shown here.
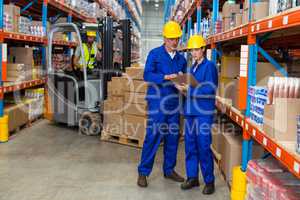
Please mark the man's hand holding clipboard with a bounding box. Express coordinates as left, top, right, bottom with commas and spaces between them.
170, 73, 199, 87
170, 73, 199, 95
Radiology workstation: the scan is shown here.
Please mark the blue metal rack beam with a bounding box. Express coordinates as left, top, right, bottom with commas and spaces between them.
187, 17, 192, 38
20, 0, 37, 14
257, 45, 288, 77
196, 6, 202, 34
42, 0, 48, 70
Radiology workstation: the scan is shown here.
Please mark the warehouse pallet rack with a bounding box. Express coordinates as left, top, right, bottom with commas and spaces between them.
0, 0, 142, 140
166, 0, 300, 179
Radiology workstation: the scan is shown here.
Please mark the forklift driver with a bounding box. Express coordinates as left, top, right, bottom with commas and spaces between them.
73, 31, 102, 73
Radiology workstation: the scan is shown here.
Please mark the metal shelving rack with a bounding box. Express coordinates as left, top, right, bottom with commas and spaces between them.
166, 0, 300, 179
0, 0, 141, 136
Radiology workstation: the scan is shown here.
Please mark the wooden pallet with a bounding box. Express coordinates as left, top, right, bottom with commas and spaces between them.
101, 131, 144, 148
10, 116, 44, 136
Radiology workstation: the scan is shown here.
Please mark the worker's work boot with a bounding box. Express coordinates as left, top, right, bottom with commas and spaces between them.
164, 171, 185, 182
137, 175, 148, 188
180, 178, 200, 190
202, 183, 215, 195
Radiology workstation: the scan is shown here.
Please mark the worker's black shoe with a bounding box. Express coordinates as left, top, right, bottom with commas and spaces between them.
164, 171, 185, 183
137, 175, 148, 188
202, 183, 215, 195
180, 178, 200, 190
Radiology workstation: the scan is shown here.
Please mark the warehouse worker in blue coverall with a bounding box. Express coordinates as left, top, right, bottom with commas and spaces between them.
137, 21, 187, 188
175, 35, 218, 195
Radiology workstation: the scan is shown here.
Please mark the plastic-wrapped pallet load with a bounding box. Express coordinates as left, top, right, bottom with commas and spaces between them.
246, 158, 300, 200
24, 88, 45, 121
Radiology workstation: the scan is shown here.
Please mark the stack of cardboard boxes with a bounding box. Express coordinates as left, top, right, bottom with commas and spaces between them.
243, 0, 269, 24
4, 88, 44, 133
124, 67, 147, 142
218, 55, 287, 110
222, 2, 241, 32
103, 76, 128, 136
212, 118, 265, 184
102, 67, 148, 147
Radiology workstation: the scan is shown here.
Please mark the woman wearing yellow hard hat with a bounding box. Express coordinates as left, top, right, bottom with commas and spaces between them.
175, 35, 218, 194
137, 21, 187, 188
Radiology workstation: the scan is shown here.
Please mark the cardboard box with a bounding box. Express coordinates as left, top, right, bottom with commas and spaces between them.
103, 114, 123, 135
221, 56, 240, 78
4, 103, 29, 132
4, 4, 20, 32
6, 63, 32, 81
124, 114, 147, 139
220, 133, 264, 182
252, 2, 269, 21
218, 77, 239, 108
127, 80, 148, 94
126, 67, 144, 80
222, 2, 240, 18
263, 98, 300, 141
7, 63, 25, 71
124, 92, 147, 105
212, 122, 244, 154
9, 47, 33, 66
124, 103, 147, 116
256, 62, 286, 86
212, 124, 224, 154
242, 9, 249, 24
223, 17, 232, 32
104, 98, 124, 114
235, 13, 243, 27
107, 77, 128, 97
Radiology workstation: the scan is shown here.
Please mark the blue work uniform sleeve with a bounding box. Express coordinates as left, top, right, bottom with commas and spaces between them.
143, 51, 165, 84
188, 63, 218, 98
182, 59, 188, 73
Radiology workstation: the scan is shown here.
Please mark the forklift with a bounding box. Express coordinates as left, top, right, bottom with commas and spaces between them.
46, 17, 132, 135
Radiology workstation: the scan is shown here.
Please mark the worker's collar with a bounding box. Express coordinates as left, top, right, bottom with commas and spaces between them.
162, 45, 178, 59
192, 57, 207, 73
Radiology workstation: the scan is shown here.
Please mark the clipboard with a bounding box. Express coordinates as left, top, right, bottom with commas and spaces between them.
170, 73, 199, 87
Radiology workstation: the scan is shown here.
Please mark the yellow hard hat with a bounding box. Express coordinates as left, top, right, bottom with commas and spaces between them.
187, 35, 206, 49
87, 31, 96, 37
163, 21, 182, 39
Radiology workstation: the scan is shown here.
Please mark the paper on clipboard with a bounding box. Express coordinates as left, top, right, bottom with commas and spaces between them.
170, 73, 199, 87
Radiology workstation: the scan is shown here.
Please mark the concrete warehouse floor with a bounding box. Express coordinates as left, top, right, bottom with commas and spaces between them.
0, 120, 230, 200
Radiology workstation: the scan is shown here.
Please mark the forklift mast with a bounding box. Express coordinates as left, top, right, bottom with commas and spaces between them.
98, 17, 132, 99
121, 19, 132, 70
99, 17, 131, 72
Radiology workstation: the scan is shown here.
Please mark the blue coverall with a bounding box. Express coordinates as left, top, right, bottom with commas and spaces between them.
184, 58, 218, 184
138, 45, 187, 176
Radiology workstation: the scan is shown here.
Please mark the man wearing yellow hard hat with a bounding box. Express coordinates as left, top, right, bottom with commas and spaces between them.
137, 21, 187, 187
74, 31, 102, 70
175, 35, 218, 194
